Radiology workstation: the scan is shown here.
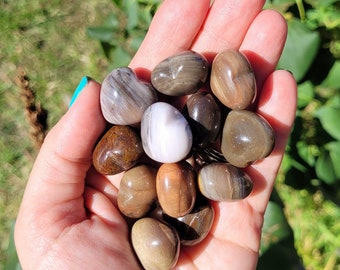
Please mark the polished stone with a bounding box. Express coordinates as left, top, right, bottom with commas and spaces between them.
163, 197, 214, 245
198, 163, 253, 201
92, 125, 143, 175
210, 50, 256, 110
117, 164, 157, 218
151, 51, 209, 96
183, 92, 221, 147
141, 102, 193, 163
156, 161, 196, 218
131, 217, 180, 270
100, 67, 157, 125
221, 110, 275, 168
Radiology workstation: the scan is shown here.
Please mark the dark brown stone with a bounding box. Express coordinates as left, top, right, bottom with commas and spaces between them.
163, 197, 214, 245
183, 92, 221, 148
92, 125, 143, 175
151, 51, 209, 96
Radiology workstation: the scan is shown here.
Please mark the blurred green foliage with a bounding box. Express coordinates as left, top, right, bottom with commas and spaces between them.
87, 0, 160, 69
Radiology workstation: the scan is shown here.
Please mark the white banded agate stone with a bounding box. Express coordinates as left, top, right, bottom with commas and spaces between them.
141, 102, 193, 163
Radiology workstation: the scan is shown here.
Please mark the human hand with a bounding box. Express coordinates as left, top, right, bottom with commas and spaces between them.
15, 0, 297, 269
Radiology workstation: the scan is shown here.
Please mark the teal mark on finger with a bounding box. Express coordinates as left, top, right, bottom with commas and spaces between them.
69, 76, 90, 107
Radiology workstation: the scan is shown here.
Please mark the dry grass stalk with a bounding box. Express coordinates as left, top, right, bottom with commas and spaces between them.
15, 67, 48, 149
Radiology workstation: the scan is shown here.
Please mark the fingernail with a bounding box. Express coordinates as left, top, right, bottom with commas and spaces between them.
69, 76, 91, 107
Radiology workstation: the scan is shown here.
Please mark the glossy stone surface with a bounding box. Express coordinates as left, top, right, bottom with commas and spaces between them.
210, 50, 256, 110
221, 110, 275, 168
151, 51, 209, 96
117, 165, 157, 218
92, 126, 143, 175
156, 161, 196, 218
163, 197, 214, 245
131, 217, 180, 270
183, 92, 221, 148
100, 67, 157, 125
141, 102, 193, 163
198, 163, 253, 201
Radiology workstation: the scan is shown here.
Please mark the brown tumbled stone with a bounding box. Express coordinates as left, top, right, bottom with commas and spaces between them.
156, 161, 196, 218
117, 164, 157, 218
163, 197, 214, 246
131, 217, 180, 270
151, 51, 209, 96
221, 110, 275, 168
210, 49, 256, 110
198, 163, 253, 201
183, 92, 222, 148
92, 125, 143, 175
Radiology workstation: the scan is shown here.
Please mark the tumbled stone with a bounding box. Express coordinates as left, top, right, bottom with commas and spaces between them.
183, 92, 221, 148
210, 50, 256, 110
163, 197, 214, 245
221, 110, 275, 168
151, 51, 209, 96
141, 102, 193, 163
131, 217, 180, 270
117, 164, 157, 218
198, 163, 253, 201
100, 67, 157, 125
156, 161, 196, 218
92, 125, 143, 175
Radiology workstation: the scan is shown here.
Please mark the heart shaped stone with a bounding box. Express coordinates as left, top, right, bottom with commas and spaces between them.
100, 67, 157, 125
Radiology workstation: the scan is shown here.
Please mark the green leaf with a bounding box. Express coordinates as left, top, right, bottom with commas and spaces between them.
260, 201, 292, 255
325, 141, 340, 180
305, 0, 340, 9
277, 19, 320, 82
314, 104, 340, 141
86, 26, 118, 43
109, 47, 132, 69
315, 149, 337, 185
124, 0, 139, 30
296, 141, 317, 167
297, 80, 315, 108
321, 60, 340, 90
264, 0, 295, 12
102, 14, 120, 28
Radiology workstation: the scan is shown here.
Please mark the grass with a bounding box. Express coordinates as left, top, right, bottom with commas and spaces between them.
0, 1, 339, 270
0, 0, 112, 268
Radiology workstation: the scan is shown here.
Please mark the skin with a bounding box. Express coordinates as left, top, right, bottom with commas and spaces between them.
14, 0, 297, 269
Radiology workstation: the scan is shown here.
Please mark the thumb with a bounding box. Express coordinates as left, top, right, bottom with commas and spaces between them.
19, 78, 106, 217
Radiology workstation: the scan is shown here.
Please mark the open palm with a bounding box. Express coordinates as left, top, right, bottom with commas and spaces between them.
15, 0, 297, 269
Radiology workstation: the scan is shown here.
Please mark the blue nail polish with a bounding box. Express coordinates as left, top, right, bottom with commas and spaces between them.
69, 76, 89, 107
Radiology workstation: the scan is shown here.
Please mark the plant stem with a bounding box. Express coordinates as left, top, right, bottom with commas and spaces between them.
296, 0, 306, 21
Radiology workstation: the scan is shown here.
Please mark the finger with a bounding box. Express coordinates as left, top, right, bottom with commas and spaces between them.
85, 167, 119, 207
19, 80, 106, 220
246, 70, 297, 213
84, 186, 125, 226
240, 9, 287, 89
191, 0, 265, 53
129, 0, 210, 71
